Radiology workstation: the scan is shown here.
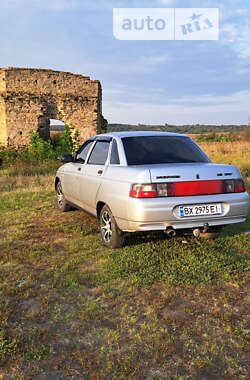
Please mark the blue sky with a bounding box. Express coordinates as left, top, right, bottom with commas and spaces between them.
0, 0, 249, 125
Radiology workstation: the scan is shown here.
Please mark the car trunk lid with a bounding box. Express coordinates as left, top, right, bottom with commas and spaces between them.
149, 163, 240, 183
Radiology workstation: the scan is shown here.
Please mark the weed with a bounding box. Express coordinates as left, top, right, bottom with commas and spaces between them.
0, 331, 19, 356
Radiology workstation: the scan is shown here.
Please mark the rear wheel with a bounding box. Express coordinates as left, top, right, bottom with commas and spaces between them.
99, 205, 124, 248
56, 181, 71, 212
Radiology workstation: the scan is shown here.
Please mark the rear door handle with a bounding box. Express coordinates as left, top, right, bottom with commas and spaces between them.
98, 170, 103, 176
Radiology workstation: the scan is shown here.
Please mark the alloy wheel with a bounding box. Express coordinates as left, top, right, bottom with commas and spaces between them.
101, 210, 112, 243
56, 182, 64, 209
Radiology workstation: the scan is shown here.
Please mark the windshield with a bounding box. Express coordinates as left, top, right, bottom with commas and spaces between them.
122, 136, 210, 165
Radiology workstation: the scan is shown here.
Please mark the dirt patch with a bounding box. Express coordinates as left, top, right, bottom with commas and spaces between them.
22, 299, 43, 318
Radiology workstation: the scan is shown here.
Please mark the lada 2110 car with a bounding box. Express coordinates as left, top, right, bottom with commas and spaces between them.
55, 132, 249, 248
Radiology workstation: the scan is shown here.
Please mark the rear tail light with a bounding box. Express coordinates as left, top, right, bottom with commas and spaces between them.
129, 184, 157, 198
129, 179, 246, 198
234, 179, 246, 193
222, 180, 235, 193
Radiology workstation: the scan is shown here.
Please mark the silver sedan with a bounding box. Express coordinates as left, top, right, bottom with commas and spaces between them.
55, 131, 249, 248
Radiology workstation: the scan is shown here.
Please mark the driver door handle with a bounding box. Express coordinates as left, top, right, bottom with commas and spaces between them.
98, 170, 103, 176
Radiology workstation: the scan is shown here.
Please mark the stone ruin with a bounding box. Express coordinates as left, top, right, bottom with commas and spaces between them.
0, 67, 107, 147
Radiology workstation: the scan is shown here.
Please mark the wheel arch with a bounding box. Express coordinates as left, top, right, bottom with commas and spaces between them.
55, 176, 60, 190
96, 201, 106, 220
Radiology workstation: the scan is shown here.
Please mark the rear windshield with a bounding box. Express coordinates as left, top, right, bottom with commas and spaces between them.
122, 136, 209, 165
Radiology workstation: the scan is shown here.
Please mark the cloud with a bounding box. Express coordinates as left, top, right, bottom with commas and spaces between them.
141, 54, 170, 65
0, 0, 167, 11
34, 0, 80, 10
169, 90, 250, 105
237, 69, 250, 75
104, 88, 127, 96
221, 24, 237, 38
158, 0, 175, 5
239, 47, 250, 59
220, 14, 250, 59
74, 53, 171, 78
221, 21, 249, 42
0, 0, 82, 11
220, 7, 250, 21
104, 89, 250, 125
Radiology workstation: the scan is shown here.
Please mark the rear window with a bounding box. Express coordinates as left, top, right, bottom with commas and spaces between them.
122, 136, 209, 165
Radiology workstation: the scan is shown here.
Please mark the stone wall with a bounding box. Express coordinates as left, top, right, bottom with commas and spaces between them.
0, 67, 107, 147
0, 70, 7, 145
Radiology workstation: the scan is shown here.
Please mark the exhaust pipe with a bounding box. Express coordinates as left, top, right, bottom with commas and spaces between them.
165, 227, 176, 237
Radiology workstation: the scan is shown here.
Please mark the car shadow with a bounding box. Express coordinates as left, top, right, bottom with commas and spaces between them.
123, 223, 250, 247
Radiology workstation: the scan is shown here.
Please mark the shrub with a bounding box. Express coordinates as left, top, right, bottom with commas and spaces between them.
241, 125, 250, 141
0, 125, 79, 166
53, 124, 73, 156
196, 133, 234, 143
0, 147, 18, 164
27, 131, 57, 161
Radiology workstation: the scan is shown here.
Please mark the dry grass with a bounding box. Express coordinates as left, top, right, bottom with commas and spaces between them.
199, 141, 250, 178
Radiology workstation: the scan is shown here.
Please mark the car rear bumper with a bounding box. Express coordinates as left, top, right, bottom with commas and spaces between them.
116, 192, 249, 232
117, 216, 247, 232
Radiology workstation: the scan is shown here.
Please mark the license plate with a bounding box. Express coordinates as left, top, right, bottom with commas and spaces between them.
179, 203, 222, 217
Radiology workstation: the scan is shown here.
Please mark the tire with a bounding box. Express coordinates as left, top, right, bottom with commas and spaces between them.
99, 205, 124, 248
56, 181, 71, 212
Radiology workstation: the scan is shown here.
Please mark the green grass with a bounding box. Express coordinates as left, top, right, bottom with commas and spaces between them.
0, 159, 61, 177
103, 234, 249, 286
0, 161, 249, 379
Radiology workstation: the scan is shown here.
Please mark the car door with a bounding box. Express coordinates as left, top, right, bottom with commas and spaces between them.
77, 139, 111, 214
62, 140, 94, 205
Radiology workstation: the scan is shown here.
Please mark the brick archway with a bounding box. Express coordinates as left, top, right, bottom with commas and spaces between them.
0, 67, 107, 147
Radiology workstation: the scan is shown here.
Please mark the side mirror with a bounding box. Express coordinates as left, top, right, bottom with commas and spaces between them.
61, 154, 74, 163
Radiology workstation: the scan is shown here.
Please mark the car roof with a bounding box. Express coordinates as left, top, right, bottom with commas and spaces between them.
96, 131, 186, 139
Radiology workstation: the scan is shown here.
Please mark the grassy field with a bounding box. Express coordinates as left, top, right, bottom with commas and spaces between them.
199, 141, 250, 178
0, 142, 249, 379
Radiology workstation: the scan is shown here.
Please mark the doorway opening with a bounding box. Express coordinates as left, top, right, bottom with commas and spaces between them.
50, 119, 65, 139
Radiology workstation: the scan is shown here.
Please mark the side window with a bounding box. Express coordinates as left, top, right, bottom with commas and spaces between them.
110, 139, 120, 165
87, 141, 110, 165
76, 141, 93, 163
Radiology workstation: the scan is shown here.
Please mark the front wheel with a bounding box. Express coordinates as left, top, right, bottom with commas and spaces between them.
99, 205, 124, 248
56, 181, 71, 212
